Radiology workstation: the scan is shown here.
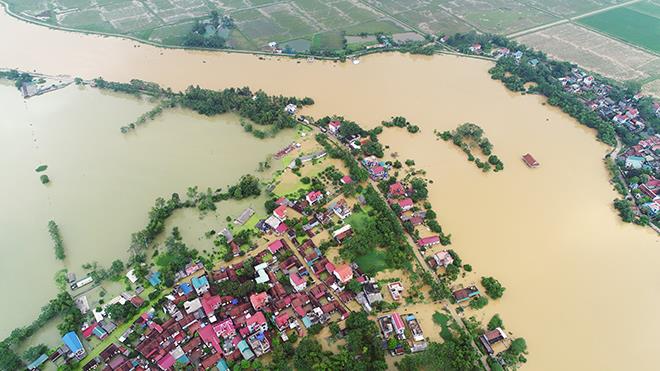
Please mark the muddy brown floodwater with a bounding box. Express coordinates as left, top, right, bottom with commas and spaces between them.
1, 6, 658, 371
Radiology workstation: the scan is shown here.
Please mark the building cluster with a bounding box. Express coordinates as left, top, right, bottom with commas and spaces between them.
384, 181, 441, 254
30, 331, 87, 370
558, 68, 652, 134
541, 65, 660, 223
377, 312, 427, 355
622, 135, 660, 215
77, 180, 419, 369
79, 233, 358, 370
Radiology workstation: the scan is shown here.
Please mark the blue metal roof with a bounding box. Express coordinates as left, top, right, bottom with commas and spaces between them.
93, 325, 108, 338
62, 331, 83, 352
179, 283, 193, 295
191, 276, 209, 290
27, 354, 48, 370
216, 359, 229, 371
237, 340, 255, 360
148, 271, 161, 286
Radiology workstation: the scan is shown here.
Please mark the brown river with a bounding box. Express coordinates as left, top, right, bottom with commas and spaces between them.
0, 6, 658, 371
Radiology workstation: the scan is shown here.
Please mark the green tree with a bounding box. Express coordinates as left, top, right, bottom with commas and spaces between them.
487, 314, 503, 331
346, 279, 362, 294
109, 260, 125, 279
22, 344, 48, 362
481, 276, 505, 299
48, 220, 65, 260
329, 322, 341, 337
0, 343, 23, 370
469, 296, 488, 309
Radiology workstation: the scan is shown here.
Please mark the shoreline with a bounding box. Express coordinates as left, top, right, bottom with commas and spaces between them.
0, 1, 497, 64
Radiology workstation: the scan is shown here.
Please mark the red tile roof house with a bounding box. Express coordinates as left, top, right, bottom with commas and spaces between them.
370, 165, 386, 179
230, 241, 240, 257
409, 216, 424, 226
328, 120, 341, 134
332, 224, 353, 244
309, 284, 327, 300
479, 327, 507, 355
267, 239, 285, 255
391, 313, 406, 338
332, 264, 354, 284
290, 272, 308, 292
397, 198, 414, 211
521, 153, 539, 168
197, 325, 223, 354
202, 293, 223, 323
246, 311, 268, 334
249, 292, 269, 311
274, 222, 288, 235
213, 318, 236, 340
275, 312, 291, 331
306, 190, 324, 205
417, 235, 440, 248
273, 205, 287, 221
452, 286, 480, 303
212, 269, 229, 282
340, 175, 353, 185
432, 250, 454, 268
156, 353, 176, 370
388, 182, 406, 197
645, 179, 660, 191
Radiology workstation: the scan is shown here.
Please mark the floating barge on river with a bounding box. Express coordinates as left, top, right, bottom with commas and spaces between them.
522, 153, 540, 168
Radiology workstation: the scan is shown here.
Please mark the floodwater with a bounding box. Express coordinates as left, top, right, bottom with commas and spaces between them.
1, 6, 659, 370
0, 82, 293, 339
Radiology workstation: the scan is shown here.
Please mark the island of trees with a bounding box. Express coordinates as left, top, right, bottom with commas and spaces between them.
439, 123, 504, 172
48, 220, 65, 260
382, 116, 420, 134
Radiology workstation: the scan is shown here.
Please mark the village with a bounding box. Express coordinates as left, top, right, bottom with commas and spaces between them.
25, 104, 523, 371
555, 65, 660, 227
460, 42, 660, 229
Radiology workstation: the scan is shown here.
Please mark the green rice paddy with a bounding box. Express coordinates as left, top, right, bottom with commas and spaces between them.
578, 6, 660, 53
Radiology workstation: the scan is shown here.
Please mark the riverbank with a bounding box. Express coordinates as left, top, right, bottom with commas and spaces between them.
0, 1, 499, 65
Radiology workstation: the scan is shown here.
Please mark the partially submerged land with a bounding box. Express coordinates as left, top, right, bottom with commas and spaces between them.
0, 8, 656, 370
439, 123, 504, 172
0, 77, 526, 371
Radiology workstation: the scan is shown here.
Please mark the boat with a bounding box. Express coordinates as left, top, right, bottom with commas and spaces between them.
522, 153, 539, 168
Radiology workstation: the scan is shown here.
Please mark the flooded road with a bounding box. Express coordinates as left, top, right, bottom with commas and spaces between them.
1, 6, 659, 370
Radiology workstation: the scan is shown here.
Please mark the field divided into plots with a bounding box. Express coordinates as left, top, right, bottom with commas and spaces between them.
4, 0, 660, 91
577, 4, 660, 53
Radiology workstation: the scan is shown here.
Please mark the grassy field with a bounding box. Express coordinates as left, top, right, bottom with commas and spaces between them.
355, 249, 388, 275
578, 5, 660, 53
342, 19, 404, 35
345, 210, 371, 232
311, 30, 345, 52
